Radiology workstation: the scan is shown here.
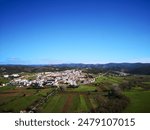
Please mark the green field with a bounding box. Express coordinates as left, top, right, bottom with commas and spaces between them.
0, 85, 98, 113
0, 86, 16, 91
41, 93, 97, 113
0, 95, 41, 112
142, 82, 150, 85
67, 85, 96, 92
95, 76, 124, 84
0, 87, 53, 112
0, 75, 150, 113
124, 90, 150, 113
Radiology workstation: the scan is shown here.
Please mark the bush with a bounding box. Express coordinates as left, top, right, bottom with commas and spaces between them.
95, 94, 129, 113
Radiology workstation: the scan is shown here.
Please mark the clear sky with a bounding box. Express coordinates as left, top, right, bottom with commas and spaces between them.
0, 0, 150, 64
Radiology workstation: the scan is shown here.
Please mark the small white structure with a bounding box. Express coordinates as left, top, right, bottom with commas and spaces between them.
11, 74, 20, 78
4, 75, 9, 78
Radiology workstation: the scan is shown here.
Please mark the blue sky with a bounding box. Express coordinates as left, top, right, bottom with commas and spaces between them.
0, 0, 150, 64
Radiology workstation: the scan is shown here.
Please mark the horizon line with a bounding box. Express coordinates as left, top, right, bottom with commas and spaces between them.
0, 62, 150, 65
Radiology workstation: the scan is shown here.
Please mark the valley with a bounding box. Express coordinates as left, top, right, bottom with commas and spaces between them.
0, 65, 150, 113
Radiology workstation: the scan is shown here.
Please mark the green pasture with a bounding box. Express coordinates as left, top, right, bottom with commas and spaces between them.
124, 90, 150, 113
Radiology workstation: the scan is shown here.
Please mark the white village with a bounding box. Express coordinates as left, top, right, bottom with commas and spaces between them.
3, 70, 95, 88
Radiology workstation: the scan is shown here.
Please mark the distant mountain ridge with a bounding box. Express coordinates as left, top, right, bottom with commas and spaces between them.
0, 63, 150, 75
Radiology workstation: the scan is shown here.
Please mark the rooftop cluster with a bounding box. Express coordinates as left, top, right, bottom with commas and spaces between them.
8, 69, 95, 88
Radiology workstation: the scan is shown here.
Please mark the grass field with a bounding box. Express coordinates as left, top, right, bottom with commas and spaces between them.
0, 85, 98, 113
0, 75, 150, 113
0, 87, 53, 112
124, 90, 150, 113
67, 85, 96, 92
0, 86, 16, 91
0, 95, 41, 112
95, 76, 125, 85
41, 93, 98, 113
142, 82, 150, 86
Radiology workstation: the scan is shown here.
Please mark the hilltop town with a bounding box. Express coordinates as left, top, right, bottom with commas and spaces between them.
2, 69, 95, 88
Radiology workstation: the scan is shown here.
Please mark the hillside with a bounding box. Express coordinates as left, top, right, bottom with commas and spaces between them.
0, 63, 150, 75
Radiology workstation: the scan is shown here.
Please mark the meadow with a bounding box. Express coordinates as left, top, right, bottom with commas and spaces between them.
0, 75, 150, 113
0, 87, 52, 112
124, 90, 150, 112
